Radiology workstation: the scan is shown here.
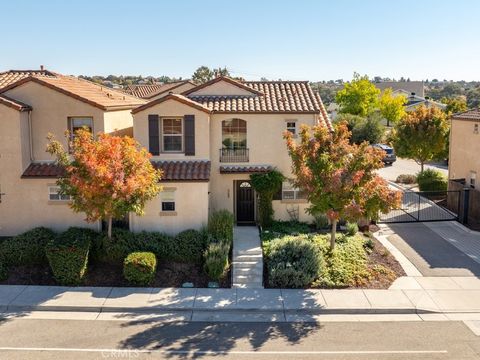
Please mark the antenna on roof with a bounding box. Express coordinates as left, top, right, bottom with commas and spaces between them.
40, 65, 44, 71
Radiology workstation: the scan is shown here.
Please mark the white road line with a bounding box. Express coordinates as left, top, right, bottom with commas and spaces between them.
0, 347, 449, 355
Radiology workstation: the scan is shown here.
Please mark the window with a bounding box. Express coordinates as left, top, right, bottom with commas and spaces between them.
281, 181, 306, 200
162, 118, 183, 152
474, 124, 479, 134
286, 121, 297, 135
69, 117, 93, 135
48, 186, 71, 201
222, 119, 247, 149
470, 171, 477, 189
161, 190, 175, 212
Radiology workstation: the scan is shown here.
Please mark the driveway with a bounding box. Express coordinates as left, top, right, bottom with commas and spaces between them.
378, 158, 448, 183
386, 223, 480, 277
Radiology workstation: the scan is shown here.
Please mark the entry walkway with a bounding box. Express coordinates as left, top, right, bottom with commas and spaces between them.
232, 226, 263, 288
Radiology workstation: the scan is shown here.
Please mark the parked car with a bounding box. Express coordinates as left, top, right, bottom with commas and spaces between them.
372, 144, 397, 165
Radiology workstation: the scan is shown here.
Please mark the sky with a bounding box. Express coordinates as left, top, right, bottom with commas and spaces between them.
2, 0, 480, 81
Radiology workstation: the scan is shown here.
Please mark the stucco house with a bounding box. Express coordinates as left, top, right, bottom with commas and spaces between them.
0, 69, 145, 235
0, 73, 331, 236
449, 109, 480, 187
124, 80, 196, 101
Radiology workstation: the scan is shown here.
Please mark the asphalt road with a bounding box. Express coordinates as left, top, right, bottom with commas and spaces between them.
377, 158, 448, 183
0, 318, 479, 359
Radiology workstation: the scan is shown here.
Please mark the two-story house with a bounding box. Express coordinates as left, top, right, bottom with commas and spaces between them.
124, 80, 196, 101
130, 76, 332, 233
0, 70, 145, 236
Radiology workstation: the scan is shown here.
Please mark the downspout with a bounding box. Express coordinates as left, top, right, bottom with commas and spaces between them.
28, 110, 34, 162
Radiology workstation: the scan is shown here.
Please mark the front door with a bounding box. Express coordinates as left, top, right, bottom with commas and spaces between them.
236, 181, 255, 224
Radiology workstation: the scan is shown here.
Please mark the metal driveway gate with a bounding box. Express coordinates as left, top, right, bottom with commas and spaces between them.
379, 190, 461, 223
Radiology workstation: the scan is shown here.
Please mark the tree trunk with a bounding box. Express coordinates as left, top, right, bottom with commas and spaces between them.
108, 216, 112, 239
330, 219, 337, 250
420, 161, 424, 173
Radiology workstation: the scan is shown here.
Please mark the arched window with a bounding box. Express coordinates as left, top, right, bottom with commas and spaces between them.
222, 119, 247, 149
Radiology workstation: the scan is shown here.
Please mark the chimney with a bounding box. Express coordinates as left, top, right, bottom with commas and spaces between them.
40, 65, 44, 71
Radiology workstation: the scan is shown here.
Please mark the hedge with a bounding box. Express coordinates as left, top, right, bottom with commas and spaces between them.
417, 169, 448, 192
0, 227, 55, 266
46, 227, 92, 285
123, 252, 157, 286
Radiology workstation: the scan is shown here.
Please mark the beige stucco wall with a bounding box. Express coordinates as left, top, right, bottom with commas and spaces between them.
133, 99, 211, 160
449, 119, 480, 182
189, 80, 254, 96
209, 113, 318, 223
4, 82, 107, 161
103, 109, 134, 137
130, 182, 209, 234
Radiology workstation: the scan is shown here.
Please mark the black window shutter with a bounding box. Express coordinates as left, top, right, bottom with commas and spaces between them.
148, 114, 160, 155
184, 115, 195, 156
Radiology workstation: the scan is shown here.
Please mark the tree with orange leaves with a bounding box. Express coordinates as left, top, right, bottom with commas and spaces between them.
284, 122, 400, 249
47, 129, 162, 238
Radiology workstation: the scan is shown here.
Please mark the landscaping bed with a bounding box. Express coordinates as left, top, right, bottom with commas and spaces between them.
262, 221, 405, 289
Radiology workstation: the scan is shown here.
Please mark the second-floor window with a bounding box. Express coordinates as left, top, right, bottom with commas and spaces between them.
162, 118, 183, 152
286, 121, 297, 135
222, 119, 247, 149
69, 117, 93, 135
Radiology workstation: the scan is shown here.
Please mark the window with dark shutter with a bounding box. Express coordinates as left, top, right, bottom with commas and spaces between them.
184, 115, 195, 156
148, 114, 160, 155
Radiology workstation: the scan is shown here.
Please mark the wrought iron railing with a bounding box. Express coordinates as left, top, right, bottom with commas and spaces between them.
219, 148, 249, 162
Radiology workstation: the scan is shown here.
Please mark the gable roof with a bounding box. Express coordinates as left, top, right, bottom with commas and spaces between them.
131, 93, 211, 114
0, 69, 57, 90
375, 81, 425, 97
0, 94, 31, 112
1, 75, 146, 111
183, 76, 264, 96
124, 80, 196, 99
452, 108, 480, 121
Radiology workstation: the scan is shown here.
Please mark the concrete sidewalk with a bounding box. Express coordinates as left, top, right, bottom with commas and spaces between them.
1, 278, 480, 320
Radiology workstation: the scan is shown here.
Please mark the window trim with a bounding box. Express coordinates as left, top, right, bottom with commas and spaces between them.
285, 120, 297, 136
160, 189, 176, 213
69, 116, 94, 135
470, 171, 477, 189
48, 186, 71, 202
161, 117, 184, 153
281, 181, 306, 202
222, 118, 247, 150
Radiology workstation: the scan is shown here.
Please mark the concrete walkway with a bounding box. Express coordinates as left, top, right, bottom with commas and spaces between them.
232, 226, 263, 288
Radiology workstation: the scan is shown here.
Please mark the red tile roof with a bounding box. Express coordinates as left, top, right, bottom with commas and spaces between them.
452, 109, 480, 121
131, 93, 211, 114
0, 94, 31, 112
220, 165, 273, 173
0, 69, 57, 90
1, 75, 146, 111
152, 160, 211, 181
21, 163, 65, 178
125, 81, 195, 99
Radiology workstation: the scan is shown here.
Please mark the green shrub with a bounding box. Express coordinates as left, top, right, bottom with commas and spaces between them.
208, 210, 234, 243
93, 228, 139, 264
250, 170, 285, 227
0, 261, 8, 281
174, 229, 205, 263
345, 222, 359, 236
264, 236, 323, 288
313, 212, 330, 230
135, 231, 175, 259
204, 242, 230, 280
396, 174, 417, 184
123, 252, 157, 286
261, 221, 311, 241
417, 169, 448, 191
46, 227, 92, 285
314, 234, 370, 287
350, 113, 384, 145
0, 227, 55, 266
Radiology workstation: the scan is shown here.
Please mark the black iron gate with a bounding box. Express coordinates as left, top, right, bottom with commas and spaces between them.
379, 190, 461, 223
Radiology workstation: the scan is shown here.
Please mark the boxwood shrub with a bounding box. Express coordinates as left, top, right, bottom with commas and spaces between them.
204, 242, 230, 281
123, 252, 157, 286
208, 210, 234, 244
0, 227, 55, 266
46, 227, 92, 285
264, 236, 323, 288
417, 169, 448, 192
173, 229, 205, 263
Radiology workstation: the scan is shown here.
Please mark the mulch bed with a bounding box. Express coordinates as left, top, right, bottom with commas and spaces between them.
0, 261, 231, 288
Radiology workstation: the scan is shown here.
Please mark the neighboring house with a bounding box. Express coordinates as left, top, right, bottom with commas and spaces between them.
0, 69, 145, 236
449, 109, 480, 187
326, 102, 339, 120
124, 80, 196, 101
403, 93, 446, 111
375, 81, 425, 98
130, 76, 331, 233
0, 74, 331, 236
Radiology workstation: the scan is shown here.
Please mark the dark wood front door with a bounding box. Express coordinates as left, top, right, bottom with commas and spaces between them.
236, 181, 255, 224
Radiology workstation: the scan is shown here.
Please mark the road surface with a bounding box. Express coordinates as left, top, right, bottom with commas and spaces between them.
378, 158, 448, 183
0, 318, 479, 359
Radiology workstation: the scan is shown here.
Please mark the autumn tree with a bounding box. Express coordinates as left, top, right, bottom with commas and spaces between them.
441, 96, 467, 115
47, 129, 162, 238
192, 66, 214, 84
285, 123, 400, 249
379, 88, 407, 126
336, 73, 380, 117
391, 105, 449, 172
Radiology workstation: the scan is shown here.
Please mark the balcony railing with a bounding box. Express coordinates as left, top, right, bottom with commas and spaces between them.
220, 148, 249, 163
